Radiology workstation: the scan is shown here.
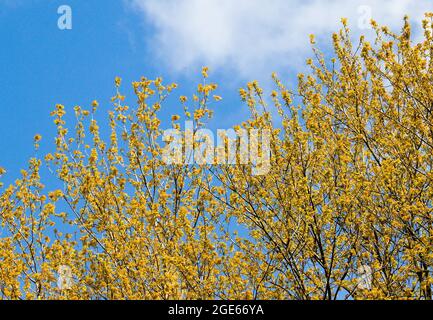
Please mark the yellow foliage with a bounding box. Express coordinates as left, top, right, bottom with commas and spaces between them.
1, 14, 433, 300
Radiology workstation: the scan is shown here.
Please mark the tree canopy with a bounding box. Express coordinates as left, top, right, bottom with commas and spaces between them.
1, 14, 433, 300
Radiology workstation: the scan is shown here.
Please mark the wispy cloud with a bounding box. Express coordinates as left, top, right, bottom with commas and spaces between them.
129, 0, 432, 80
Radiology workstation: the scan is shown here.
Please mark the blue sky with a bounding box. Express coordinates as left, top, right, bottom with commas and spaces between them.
0, 0, 245, 183
0, 0, 431, 183
0, 1, 146, 180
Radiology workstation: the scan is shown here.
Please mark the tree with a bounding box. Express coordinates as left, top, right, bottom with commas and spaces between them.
1, 13, 433, 300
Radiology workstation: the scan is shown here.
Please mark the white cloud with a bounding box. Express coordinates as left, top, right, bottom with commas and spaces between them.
130, 0, 432, 80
